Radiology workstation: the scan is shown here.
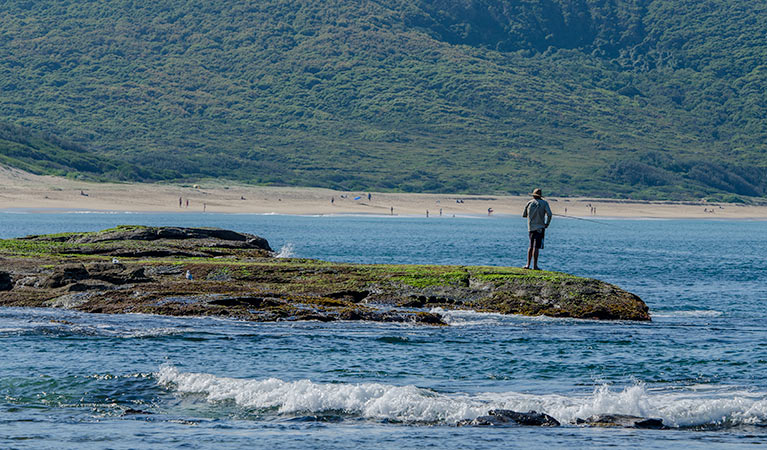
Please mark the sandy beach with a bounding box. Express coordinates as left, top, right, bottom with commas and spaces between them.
2, 164, 766, 219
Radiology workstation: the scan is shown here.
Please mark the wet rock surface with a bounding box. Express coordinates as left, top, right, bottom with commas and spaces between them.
575, 414, 666, 429
18, 226, 273, 258
0, 271, 12, 291
0, 226, 651, 324
459, 410, 560, 427
458, 411, 668, 430
40, 264, 89, 288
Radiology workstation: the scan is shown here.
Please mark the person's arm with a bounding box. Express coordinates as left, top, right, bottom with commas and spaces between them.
523, 202, 529, 218
545, 203, 552, 228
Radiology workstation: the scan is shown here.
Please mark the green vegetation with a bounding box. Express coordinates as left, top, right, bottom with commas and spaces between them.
0, 123, 119, 179
1, 1, 765, 199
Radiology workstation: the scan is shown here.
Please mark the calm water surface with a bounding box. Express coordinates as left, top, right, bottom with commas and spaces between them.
1, 211, 766, 448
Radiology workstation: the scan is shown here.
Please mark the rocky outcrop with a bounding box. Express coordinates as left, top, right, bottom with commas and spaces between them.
86, 263, 151, 285
0, 271, 12, 291
0, 226, 651, 324
39, 264, 89, 288
36, 262, 150, 289
458, 410, 560, 427
458, 411, 667, 430
575, 414, 665, 429
18, 225, 272, 258
71, 226, 268, 246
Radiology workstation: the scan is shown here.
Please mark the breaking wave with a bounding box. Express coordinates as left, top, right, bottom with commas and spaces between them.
653, 310, 724, 318
429, 307, 510, 326
430, 308, 587, 326
157, 365, 767, 428
275, 243, 295, 258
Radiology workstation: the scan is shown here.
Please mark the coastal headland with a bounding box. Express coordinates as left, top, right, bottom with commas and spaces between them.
0, 226, 650, 323
1, 165, 766, 218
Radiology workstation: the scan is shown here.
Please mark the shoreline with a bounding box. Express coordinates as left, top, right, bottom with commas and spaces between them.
3, 165, 767, 219
3, 207, 767, 222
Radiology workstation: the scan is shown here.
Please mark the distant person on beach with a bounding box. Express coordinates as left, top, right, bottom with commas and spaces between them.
426, 210, 429, 218
185, 199, 189, 208
390, 206, 394, 215
179, 197, 182, 207
368, 193, 371, 201
203, 203, 206, 212
488, 208, 493, 215
522, 188, 552, 270
331, 197, 334, 205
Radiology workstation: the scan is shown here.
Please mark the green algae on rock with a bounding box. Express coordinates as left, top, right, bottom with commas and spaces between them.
0, 226, 651, 324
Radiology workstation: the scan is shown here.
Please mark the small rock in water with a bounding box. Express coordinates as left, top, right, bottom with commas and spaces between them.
457, 410, 560, 427
122, 408, 152, 416
575, 414, 665, 429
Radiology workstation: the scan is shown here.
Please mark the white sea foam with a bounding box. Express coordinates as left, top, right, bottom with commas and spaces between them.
157, 365, 767, 427
64, 324, 185, 338
429, 307, 509, 326
485, 384, 767, 427
652, 310, 724, 318
157, 365, 484, 423
0, 327, 25, 333
430, 307, 586, 326
274, 243, 295, 258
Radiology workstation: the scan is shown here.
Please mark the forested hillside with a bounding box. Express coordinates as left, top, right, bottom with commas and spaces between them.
0, 0, 765, 199
0, 122, 121, 179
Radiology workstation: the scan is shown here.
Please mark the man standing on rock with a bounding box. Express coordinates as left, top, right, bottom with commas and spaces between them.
522, 188, 552, 270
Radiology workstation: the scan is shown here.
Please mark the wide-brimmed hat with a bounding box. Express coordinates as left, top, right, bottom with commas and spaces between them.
530, 188, 543, 198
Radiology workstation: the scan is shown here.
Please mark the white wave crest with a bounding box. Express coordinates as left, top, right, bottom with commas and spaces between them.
429, 307, 509, 326
498, 384, 767, 428
430, 307, 578, 326
653, 310, 724, 318
274, 243, 295, 258
157, 365, 767, 427
157, 365, 484, 422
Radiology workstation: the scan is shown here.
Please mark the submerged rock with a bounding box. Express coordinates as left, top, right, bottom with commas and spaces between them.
458, 410, 560, 427
121, 408, 153, 416
575, 414, 665, 429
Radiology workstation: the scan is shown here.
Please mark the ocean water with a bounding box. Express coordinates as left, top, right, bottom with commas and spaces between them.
1, 211, 766, 449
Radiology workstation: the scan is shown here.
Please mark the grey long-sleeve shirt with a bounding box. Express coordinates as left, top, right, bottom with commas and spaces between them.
523, 198, 552, 232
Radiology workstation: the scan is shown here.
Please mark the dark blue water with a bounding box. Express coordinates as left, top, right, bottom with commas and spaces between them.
1, 212, 766, 448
